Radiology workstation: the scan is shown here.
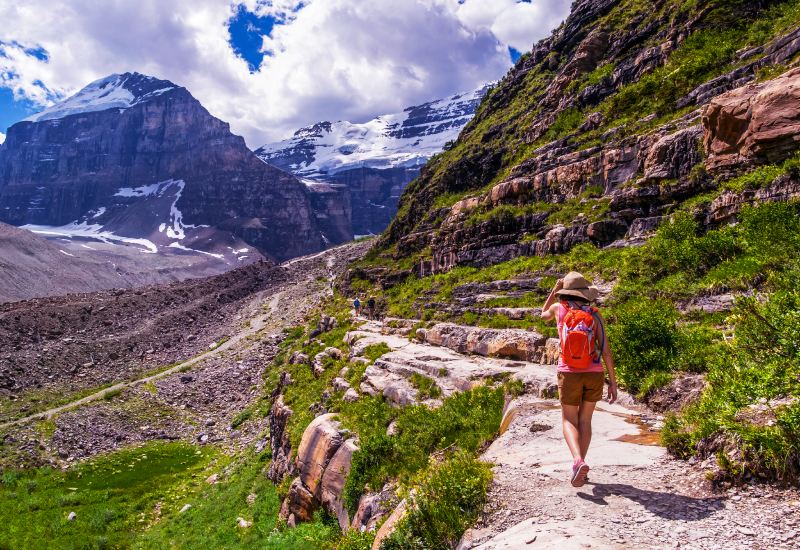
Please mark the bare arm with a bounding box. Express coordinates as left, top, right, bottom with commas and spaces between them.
597, 313, 618, 404
540, 279, 564, 322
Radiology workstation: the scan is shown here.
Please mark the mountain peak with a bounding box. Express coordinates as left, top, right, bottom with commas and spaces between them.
24, 72, 179, 123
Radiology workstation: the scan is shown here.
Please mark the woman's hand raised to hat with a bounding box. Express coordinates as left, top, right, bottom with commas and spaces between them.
554, 278, 564, 292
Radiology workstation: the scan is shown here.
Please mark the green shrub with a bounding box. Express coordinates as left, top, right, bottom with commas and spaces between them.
336, 529, 376, 550
409, 373, 442, 400
342, 387, 503, 515
363, 343, 391, 363
385, 452, 492, 549
607, 299, 679, 394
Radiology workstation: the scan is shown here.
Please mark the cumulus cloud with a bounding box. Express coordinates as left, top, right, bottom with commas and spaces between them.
0, 0, 570, 145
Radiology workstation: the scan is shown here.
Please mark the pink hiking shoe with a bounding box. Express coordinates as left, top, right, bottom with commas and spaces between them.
571, 460, 590, 487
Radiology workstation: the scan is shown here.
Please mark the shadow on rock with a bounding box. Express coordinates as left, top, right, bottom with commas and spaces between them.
577, 483, 725, 520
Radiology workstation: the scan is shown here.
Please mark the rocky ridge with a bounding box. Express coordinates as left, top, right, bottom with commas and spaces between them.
0, 72, 342, 263
376, 1, 800, 276
257, 85, 490, 236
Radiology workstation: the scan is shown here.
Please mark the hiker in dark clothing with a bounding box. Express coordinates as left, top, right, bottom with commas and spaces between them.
367, 297, 376, 320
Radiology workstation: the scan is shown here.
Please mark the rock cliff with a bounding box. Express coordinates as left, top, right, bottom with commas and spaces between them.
0, 72, 334, 262
373, 0, 800, 275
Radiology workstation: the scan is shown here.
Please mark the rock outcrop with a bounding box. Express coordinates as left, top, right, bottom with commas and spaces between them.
267, 395, 294, 483
418, 323, 548, 363
280, 413, 355, 526
373, 3, 800, 277
703, 68, 800, 175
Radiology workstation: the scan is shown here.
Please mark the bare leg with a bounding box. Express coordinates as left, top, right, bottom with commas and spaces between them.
578, 400, 597, 460
561, 404, 582, 462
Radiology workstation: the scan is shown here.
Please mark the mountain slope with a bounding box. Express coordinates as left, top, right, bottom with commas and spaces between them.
256, 85, 489, 235
0, 72, 338, 263
0, 222, 262, 303
376, 0, 800, 268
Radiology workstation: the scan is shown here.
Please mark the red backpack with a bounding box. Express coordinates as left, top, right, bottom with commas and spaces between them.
559, 301, 604, 369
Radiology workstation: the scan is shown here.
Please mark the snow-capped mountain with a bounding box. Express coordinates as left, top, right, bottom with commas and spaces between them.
257, 84, 490, 177
0, 72, 341, 265
24, 73, 176, 123
255, 84, 490, 235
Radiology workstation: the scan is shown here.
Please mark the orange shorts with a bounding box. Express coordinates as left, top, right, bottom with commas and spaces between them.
557, 371, 604, 406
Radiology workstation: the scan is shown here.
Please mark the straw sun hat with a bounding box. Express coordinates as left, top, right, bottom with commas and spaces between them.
556, 271, 599, 302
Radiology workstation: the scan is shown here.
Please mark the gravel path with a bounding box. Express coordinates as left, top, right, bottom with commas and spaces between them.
459, 394, 800, 550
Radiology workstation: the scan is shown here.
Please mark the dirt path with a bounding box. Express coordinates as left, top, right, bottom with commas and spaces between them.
0, 291, 284, 430
0, 240, 373, 432
458, 393, 800, 550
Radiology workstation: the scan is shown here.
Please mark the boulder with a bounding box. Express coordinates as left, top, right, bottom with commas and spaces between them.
352, 488, 396, 533
372, 499, 408, 550
289, 351, 309, 365
332, 377, 351, 392
421, 323, 548, 363
320, 439, 359, 531
543, 338, 560, 365
296, 413, 344, 497
281, 413, 345, 523
267, 396, 295, 483
703, 68, 800, 175
343, 388, 360, 402
282, 478, 316, 522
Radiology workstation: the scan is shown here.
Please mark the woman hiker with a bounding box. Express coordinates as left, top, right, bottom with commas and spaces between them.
541, 272, 618, 487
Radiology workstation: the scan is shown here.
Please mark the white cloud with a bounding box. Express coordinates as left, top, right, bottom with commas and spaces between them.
0, 0, 570, 146
0, 132, 5, 145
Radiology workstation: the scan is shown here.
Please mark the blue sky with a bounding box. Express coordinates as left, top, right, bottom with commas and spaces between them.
0, 0, 571, 144
0, 89, 35, 133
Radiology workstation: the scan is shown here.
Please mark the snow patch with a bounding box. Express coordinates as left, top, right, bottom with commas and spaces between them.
23, 221, 158, 253
116, 179, 198, 240
167, 242, 224, 260
59, 249, 75, 257
24, 74, 175, 123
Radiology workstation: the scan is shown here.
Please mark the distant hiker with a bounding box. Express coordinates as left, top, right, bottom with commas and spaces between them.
367, 296, 376, 320
353, 297, 361, 317
541, 272, 618, 488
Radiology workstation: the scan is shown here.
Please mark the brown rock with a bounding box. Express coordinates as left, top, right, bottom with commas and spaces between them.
267, 395, 294, 483
320, 438, 359, 531
296, 413, 344, 498
643, 126, 703, 181
422, 323, 548, 363
704, 68, 800, 175
372, 499, 408, 550
283, 477, 316, 523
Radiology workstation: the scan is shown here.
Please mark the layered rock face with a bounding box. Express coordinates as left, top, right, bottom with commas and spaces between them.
375, 1, 800, 275
0, 72, 330, 262
703, 67, 800, 175
256, 86, 489, 236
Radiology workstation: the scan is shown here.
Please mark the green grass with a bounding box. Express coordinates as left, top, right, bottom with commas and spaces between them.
0, 440, 340, 550
136, 450, 336, 549
409, 373, 442, 400
340, 386, 503, 516
382, 451, 492, 549
0, 442, 214, 549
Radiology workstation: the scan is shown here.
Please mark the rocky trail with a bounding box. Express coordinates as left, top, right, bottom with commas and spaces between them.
0, 241, 370, 467
307, 318, 800, 549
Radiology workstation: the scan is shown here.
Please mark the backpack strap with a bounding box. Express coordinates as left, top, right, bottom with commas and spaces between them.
591, 309, 605, 359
